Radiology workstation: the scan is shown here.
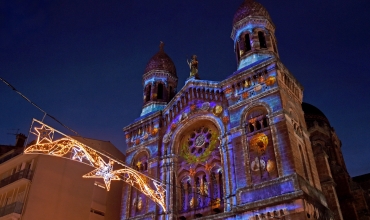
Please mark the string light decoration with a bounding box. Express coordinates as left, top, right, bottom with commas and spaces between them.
35, 125, 54, 143
83, 158, 120, 190
24, 119, 167, 212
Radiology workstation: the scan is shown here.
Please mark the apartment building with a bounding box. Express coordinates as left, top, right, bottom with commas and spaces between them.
0, 134, 124, 220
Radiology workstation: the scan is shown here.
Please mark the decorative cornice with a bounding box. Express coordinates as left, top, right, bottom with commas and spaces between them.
125, 137, 159, 155
162, 79, 222, 114
123, 111, 161, 132
220, 57, 276, 87
228, 87, 279, 111
231, 17, 275, 40
142, 70, 178, 84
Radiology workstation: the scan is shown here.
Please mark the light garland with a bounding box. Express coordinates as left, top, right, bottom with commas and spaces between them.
24, 119, 167, 212
35, 125, 54, 144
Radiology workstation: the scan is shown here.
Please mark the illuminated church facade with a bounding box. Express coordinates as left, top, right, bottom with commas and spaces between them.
121, 1, 368, 220
1, 1, 370, 220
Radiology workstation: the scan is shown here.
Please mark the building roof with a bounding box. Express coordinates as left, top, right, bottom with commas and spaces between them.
71, 136, 125, 163
302, 102, 330, 125
144, 42, 177, 77
353, 173, 370, 183
233, 0, 271, 25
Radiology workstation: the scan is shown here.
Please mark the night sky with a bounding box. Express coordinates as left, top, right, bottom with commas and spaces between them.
1, 0, 369, 176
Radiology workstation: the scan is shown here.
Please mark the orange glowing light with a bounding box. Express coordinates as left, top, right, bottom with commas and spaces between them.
24, 119, 168, 212
35, 125, 53, 144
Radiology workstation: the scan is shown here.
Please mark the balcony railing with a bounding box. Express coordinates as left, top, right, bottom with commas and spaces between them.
0, 202, 23, 217
0, 148, 23, 165
0, 169, 33, 189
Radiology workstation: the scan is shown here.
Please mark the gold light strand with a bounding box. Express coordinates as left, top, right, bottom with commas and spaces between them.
24, 119, 167, 212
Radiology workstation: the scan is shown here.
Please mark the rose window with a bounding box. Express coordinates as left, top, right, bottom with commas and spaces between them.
187, 127, 212, 157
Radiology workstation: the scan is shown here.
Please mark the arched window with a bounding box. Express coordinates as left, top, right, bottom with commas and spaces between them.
133, 153, 148, 172
187, 180, 193, 210
202, 175, 209, 206
245, 33, 251, 52
157, 83, 163, 100
209, 169, 223, 212
245, 106, 278, 183
236, 42, 241, 61
211, 172, 218, 200
181, 181, 186, 211
258, 31, 267, 49
256, 121, 262, 130
196, 176, 202, 208
246, 107, 269, 133
169, 86, 173, 100
218, 172, 223, 202
145, 85, 151, 102
299, 144, 309, 180
129, 152, 150, 217
177, 122, 223, 217
263, 117, 268, 127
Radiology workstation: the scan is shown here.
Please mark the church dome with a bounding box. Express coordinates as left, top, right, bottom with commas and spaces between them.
144, 43, 177, 77
302, 102, 330, 125
233, 0, 271, 25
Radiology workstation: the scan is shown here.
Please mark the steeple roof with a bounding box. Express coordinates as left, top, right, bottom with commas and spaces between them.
302, 102, 331, 125
144, 42, 177, 77
233, 0, 271, 25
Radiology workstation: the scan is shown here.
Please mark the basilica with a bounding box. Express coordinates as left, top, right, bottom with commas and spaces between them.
0, 1, 368, 220
121, 0, 369, 220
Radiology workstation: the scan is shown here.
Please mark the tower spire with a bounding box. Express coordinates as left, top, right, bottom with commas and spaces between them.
232, 0, 277, 70
159, 41, 164, 52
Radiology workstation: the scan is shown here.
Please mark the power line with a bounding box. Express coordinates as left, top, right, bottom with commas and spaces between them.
1, 77, 237, 210
0, 77, 125, 163
0, 77, 79, 135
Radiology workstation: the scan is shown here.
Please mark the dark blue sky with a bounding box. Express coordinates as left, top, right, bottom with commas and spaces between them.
1, 0, 369, 176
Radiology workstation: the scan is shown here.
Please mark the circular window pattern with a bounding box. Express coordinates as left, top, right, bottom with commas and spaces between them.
195, 135, 205, 147
188, 127, 212, 157
180, 126, 219, 164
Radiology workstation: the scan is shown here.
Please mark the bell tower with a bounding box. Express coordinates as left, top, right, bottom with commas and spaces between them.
231, 0, 279, 70
122, 1, 335, 219
141, 42, 178, 116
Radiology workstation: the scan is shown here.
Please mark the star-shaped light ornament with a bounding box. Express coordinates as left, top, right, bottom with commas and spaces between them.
71, 147, 88, 163
154, 182, 166, 197
125, 173, 136, 186
83, 159, 120, 191
35, 125, 53, 144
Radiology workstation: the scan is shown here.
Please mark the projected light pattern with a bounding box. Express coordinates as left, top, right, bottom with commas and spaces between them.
24, 119, 167, 212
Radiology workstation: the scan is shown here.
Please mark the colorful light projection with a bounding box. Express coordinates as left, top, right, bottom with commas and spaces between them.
24, 119, 167, 212
180, 130, 219, 164
249, 132, 277, 180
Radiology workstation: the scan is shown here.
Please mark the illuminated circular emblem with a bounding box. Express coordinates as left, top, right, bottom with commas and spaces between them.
266, 159, 275, 174
188, 127, 211, 156
251, 157, 266, 172
201, 102, 210, 111
249, 133, 268, 155
254, 84, 262, 91
195, 135, 205, 147
212, 105, 223, 116
265, 76, 276, 86
242, 92, 249, 99
151, 128, 158, 136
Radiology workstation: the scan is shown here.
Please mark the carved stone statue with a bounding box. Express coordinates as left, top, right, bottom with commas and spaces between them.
187, 55, 199, 79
